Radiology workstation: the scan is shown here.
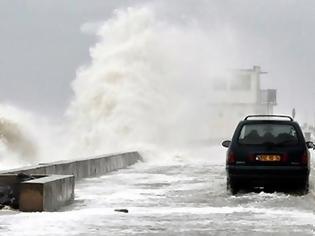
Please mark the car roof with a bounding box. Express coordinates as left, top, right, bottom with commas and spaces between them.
240, 119, 297, 125
244, 115, 293, 121
238, 119, 301, 130
239, 115, 299, 126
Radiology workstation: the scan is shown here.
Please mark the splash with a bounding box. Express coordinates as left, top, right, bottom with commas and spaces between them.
66, 7, 240, 157
0, 103, 70, 169
0, 6, 242, 167
0, 118, 36, 159
0, 104, 39, 167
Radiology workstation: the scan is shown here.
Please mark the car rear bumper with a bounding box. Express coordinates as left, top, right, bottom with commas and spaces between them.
226, 165, 309, 185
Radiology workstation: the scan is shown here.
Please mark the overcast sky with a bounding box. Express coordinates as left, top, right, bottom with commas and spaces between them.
1, 0, 315, 122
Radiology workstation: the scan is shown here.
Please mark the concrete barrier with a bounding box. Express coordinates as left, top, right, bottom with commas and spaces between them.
0, 151, 142, 212
0, 174, 46, 209
0, 151, 142, 180
19, 175, 74, 212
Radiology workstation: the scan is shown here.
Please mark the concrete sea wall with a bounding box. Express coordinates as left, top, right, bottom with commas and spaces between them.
0, 151, 142, 180
0, 152, 143, 212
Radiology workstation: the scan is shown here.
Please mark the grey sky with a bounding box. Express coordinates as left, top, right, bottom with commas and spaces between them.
1, 0, 315, 122
0, 0, 134, 116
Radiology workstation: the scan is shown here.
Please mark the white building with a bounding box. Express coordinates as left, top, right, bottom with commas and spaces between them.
208, 66, 277, 141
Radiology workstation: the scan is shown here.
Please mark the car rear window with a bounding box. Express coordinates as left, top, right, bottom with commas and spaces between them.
238, 123, 299, 145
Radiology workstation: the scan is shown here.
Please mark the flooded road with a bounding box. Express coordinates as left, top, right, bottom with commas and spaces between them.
0, 147, 314, 235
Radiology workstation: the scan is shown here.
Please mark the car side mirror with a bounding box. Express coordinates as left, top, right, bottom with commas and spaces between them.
222, 140, 231, 148
306, 141, 315, 149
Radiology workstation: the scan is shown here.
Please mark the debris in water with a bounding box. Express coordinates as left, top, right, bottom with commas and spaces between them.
114, 209, 129, 213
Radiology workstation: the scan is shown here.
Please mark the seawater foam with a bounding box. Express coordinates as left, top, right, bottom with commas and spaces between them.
0, 6, 240, 167
0, 104, 38, 167
66, 7, 240, 158
0, 104, 69, 169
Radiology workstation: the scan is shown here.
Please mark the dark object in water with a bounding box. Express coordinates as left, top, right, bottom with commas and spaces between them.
0, 185, 15, 208
0, 173, 36, 210
114, 209, 129, 213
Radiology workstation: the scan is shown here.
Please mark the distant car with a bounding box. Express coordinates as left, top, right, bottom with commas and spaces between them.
222, 115, 314, 194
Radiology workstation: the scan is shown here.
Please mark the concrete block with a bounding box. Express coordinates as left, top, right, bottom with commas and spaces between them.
0, 174, 46, 209
0, 152, 142, 211
19, 175, 74, 212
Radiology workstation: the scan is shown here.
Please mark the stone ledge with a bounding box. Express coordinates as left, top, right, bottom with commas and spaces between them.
0, 151, 142, 180
19, 175, 74, 212
0, 152, 143, 212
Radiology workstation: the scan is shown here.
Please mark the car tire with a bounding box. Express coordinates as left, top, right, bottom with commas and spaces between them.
299, 179, 309, 195
227, 177, 239, 195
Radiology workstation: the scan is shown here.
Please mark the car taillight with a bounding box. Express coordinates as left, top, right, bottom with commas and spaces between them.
301, 152, 309, 165
227, 151, 236, 165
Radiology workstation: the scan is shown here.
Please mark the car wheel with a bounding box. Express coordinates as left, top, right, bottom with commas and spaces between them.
264, 184, 275, 193
300, 179, 309, 194
227, 177, 239, 195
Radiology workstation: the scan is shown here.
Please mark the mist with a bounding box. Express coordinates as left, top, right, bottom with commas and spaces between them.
66, 6, 243, 155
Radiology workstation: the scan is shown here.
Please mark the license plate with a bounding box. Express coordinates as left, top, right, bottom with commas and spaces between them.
256, 155, 281, 161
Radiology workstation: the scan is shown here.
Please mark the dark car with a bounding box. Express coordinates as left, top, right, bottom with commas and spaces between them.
222, 115, 314, 194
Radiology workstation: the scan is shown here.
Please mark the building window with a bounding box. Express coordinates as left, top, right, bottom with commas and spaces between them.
260, 89, 277, 105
